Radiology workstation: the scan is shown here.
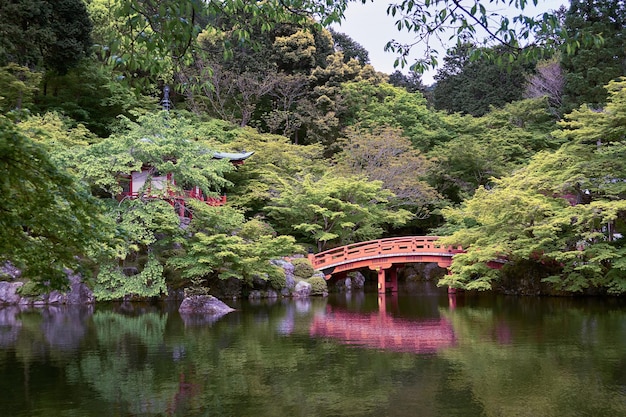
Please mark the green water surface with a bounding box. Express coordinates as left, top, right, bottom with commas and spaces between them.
0, 285, 624, 417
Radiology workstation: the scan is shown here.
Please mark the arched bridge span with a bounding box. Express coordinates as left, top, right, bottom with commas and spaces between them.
307, 236, 464, 293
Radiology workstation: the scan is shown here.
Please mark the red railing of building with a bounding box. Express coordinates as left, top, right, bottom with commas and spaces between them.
120, 190, 227, 206
184, 189, 227, 206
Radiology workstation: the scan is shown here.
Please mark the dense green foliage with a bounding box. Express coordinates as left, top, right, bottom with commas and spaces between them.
1, 0, 625, 297
428, 98, 563, 202
440, 79, 626, 294
168, 202, 299, 287
432, 43, 534, 116
561, 0, 626, 112
0, 0, 92, 74
265, 173, 412, 251
0, 114, 105, 288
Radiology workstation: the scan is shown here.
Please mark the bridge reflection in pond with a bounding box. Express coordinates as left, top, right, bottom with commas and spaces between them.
309, 293, 457, 354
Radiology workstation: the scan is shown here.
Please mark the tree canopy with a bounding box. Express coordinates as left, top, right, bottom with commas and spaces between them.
432, 43, 534, 116
0, 0, 92, 74
1, 0, 625, 298
0, 114, 106, 288
265, 173, 412, 251
440, 78, 626, 294
561, 0, 626, 111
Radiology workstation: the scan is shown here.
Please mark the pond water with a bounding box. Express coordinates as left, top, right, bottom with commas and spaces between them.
1, 284, 625, 417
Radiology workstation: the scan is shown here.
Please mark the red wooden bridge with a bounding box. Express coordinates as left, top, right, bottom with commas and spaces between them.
308, 236, 464, 293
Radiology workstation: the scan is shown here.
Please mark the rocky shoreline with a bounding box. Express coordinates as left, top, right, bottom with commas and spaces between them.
0, 258, 368, 307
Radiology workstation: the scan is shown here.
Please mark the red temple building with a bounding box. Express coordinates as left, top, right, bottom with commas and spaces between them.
118, 151, 253, 218
117, 85, 254, 217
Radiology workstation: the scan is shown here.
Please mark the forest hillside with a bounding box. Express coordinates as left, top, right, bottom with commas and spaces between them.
1, 0, 625, 298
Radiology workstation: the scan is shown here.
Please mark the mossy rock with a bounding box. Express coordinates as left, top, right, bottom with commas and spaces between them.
291, 257, 315, 279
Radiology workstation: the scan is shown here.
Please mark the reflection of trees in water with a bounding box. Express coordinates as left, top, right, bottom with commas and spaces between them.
73, 310, 176, 415
3, 298, 623, 416
91, 310, 167, 348
0, 305, 93, 355
41, 305, 93, 350
177, 303, 401, 416
74, 352, 174, 414
440, 300, 626, 417
0, 307, 22, 347
0, 302, 450, 415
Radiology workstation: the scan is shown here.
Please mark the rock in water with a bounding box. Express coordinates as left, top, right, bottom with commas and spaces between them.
178, 295, 235, 316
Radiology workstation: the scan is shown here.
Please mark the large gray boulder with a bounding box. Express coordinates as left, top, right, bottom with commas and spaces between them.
0, 282, 23, 305
293, 280, 312, 298
44, 273, 94, 305
271, 259, 296, 291
178, 295, 235, 316
351, 271, 366, 289
0, 262, 21, 280
64, 273, 95, 304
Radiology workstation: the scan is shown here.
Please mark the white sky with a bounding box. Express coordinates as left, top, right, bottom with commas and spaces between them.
332, 0, 567, 85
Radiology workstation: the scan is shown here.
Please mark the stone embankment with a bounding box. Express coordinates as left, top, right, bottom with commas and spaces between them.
0, 257, 337, 307
0, 273, 94, 306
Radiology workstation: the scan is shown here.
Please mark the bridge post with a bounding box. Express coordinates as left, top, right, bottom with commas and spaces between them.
377, 268, 386, 294
448, 293, 457, 309
446, 270, 457, 295
388, 267, 398, 293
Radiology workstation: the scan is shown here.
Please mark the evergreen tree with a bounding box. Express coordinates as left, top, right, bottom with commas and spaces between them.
34, 60, 157, 137
432, 43, 534, 116
0, 0, 92, 74
388, 70, 426, 93
561, 0, 626, 111
328, 28, 370, 65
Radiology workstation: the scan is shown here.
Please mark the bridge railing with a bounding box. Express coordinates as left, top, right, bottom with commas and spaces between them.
309, 236, 461, 270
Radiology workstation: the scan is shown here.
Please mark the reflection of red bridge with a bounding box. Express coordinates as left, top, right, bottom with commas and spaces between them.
310, 309, 455, 354
308, 236, 464, 293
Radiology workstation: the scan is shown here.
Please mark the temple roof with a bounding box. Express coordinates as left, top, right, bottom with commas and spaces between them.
212, 151, 255, 161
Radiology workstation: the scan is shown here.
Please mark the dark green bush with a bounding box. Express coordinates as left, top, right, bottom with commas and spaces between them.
268, 267, 287, 290
292, 257, 314, 279
16, 281, 43, 297
306, 276, 328, 295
